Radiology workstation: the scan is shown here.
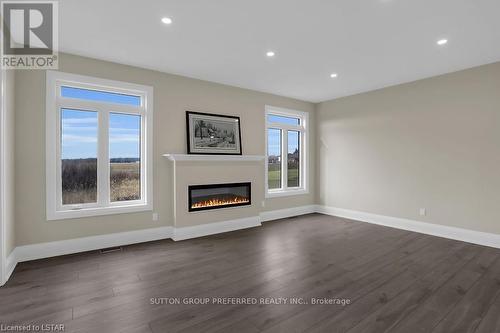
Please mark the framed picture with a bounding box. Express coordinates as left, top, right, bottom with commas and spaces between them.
186, 111, 242, 155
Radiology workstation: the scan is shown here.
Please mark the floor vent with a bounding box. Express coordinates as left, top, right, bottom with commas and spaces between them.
100, 246, 123, 254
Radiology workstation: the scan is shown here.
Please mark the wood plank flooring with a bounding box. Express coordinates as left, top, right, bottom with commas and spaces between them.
1, 213, 500, 333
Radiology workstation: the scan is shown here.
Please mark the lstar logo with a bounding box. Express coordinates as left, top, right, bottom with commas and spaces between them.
1, 1, 58, 69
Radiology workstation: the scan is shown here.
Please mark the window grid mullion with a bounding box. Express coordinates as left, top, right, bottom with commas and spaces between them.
282, 129, 288, 191
98, 109, 110, 207
298, 131, 302, 189
266, 122, 304, 132
55, 103, 62, 210
140, 114, 146, 201
58, 97, 145, 115
301, 131, 305, 189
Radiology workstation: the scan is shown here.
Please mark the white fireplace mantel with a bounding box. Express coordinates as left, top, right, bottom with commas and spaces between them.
163, 154, 265, 162
164, 153, 264, 229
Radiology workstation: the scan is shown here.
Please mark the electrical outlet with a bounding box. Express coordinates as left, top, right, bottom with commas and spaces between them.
261, 201, 265, 208
419, 208, 426, 216
152, 213, 159, 221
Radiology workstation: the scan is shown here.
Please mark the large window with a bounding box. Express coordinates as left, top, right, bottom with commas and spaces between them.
266, 106, 308, 197
46, 71, 153, 220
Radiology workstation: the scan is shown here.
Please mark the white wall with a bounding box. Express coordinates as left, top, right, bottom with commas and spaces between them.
317, 61, 500, 235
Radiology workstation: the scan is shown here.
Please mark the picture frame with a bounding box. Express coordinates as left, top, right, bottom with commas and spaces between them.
186, 111, 242, 155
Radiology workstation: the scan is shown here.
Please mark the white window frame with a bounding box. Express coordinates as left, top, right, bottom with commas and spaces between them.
46, 71, 153, 220
265, 105, 309, 198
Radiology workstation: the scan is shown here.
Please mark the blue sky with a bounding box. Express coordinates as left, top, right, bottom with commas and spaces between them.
268, 129, 299, 157
61, 109, 98, 159
60, 88, 302, 160
109, 113, 141, 159
61, 87, 141, 160
267, 115, 300, 157
61, 109, 140, 159
268, 128, 281, 156
267, 115, 299, 126
61, 86, 141, 106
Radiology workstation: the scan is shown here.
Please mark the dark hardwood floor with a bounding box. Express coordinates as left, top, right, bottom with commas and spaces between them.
1, 213, 500, 333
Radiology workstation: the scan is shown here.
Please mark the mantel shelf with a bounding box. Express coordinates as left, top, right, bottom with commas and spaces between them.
163, 154, 265, 162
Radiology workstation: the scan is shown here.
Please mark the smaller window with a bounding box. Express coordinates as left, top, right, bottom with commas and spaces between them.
61, 86, 141, 106
265, 106, 308, 197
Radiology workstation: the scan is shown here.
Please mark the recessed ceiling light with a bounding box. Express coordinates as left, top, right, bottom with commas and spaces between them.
437, 39, 448, 46
330, 73, 338, 78
161, 17, 173, 25
266, 51, 275, 57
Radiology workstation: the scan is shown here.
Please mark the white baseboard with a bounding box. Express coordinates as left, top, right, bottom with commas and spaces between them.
4, 250, 16, 283
13, 226, 174, 264
1, 215, 265, 285
260, 204, 317, 222
317, 205, 500, 249
173, 216, 261, 241
6, 204, 497, 286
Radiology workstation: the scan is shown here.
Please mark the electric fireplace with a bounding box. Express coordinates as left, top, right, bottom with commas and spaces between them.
188, 182, 251, 212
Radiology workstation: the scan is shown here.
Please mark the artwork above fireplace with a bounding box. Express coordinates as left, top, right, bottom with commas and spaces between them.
188, 182, 251, 212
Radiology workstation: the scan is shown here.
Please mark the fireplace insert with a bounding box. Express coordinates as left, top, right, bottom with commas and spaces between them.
188, 182, 251, 212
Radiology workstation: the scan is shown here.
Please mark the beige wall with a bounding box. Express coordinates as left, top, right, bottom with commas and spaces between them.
10, 52, 500, 247
14, 53, 315, 246
317, 61, 500, 235
3, 70, 16, 255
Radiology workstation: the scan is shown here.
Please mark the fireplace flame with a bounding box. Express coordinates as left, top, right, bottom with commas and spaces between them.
192, 196, 250, 209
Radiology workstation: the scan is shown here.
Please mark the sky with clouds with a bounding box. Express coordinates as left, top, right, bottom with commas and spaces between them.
60, 91, 300, 160
60, 87, 141, 160
61, 109, 140, 159
268, 114, 300, 157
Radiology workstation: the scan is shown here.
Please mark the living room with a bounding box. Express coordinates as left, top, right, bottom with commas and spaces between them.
1, 1, 500, 332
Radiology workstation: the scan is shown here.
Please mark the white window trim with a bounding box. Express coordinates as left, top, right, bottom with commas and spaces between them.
265, 105, 309, 198
46, 71, 153, 220
0, 68, 6, 284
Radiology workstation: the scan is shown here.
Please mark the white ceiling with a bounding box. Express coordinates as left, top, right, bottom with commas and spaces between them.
60, 0, 500, 103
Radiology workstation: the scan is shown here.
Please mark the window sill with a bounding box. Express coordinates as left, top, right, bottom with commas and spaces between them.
265, 188, 309, 198
47, 203, 152, 221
